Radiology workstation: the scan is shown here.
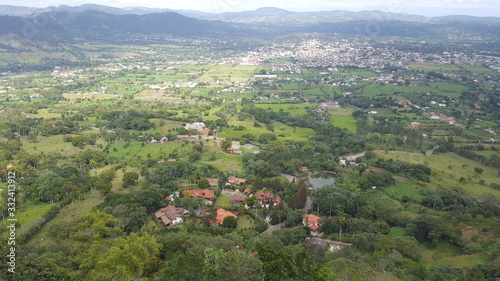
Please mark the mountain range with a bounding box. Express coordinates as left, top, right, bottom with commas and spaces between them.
0, 4, 498, 46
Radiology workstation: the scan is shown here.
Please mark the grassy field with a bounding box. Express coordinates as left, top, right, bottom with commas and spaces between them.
382, 183, 425, 202
420, 241, 489, 269
108, 141, 193, 159
219, 119, 314, 142
254, 103, 317, 116
460, 65, 498, 75
199, 152, 243, 172
376, 152, 500, 197
21, 135, 105, 156
388, 227, 407, 237
236, 214, 256, 230
330, 115, 357, 132
409, 63, 463, 72
214, 193, 231, 207
63, 93, 121, 101
25, 190, 104, 248
280, 82, 300, 90
0, 202, 55, 235
348, 70, 378, 77
196, 64, 258, 85
26, 108, 62, 119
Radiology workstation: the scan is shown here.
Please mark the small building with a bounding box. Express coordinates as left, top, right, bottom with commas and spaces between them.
207, 178, 219, 187
303, 214, 323, 231
216, 208, 238, 225
155, 205, 188, 226
185, 122, 206, 130
254, 190, 281, 205
228, 176, 247, 185
183, 189, 215, 200
243, 188, 252, 195
298, 166, 309, 172
231, 195, 246, 204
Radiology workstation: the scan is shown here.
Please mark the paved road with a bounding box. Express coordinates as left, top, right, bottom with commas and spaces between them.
266, 222, 285, 235
304, 196, 313, 212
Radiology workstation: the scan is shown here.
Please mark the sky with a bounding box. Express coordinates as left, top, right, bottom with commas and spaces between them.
0, 0, 499, 17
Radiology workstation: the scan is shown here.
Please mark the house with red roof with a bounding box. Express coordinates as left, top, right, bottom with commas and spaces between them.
254, 190, 281, 205
231, 195, 246, 203
183, 189, 215, 200
215, 208, 238, 225
227, 176, 247, 185
303, 214, 323, 231
243, 188, 252, 195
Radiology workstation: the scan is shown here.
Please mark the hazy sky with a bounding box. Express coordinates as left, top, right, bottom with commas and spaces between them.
1, 0, 499, 16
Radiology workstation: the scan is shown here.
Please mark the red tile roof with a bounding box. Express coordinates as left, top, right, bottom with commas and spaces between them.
183, 189, 215, 200
303, 214, 323, 231
254, 190, 281, 204
228, 176, 247, 185
216, 208, 237, 225
231, 195, 246, 202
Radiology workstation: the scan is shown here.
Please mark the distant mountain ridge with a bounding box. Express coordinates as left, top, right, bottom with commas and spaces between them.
0, 10, 247, 44
0, 6, 498, 47
1, 4, 499, 24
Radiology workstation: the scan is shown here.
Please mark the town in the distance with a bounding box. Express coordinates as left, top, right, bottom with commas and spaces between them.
0, 4, 499, 281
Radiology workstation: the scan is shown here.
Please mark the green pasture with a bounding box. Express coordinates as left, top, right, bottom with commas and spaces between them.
63, 93, 121, 101
460, 65, 498, 75
472, 120, 496, 128
469, 128, 494, 138
327, 107, 355, 116
21, 135, 105, 156
236, 214, 256, 230
409, 63, 463, 72
254, 103, 316, 116
219, 119, 314, 142
382, 183, 425, 202
280, 82, 300, 90
388, 227, 407, 237
26, 108, 62, 119
363, 84, 438, 97
375, 152, 500, 197
4, 202, 55, 229
329, 115, 357, 132
25, 190, 104, 249
254, 98, 294, 104
428, 82, 468, 92
214, 193, 231, 208
196, 64, 258, 85
302, 88, 325, 95
473, 150, 499, 157
108, 140, 193, 159
348, 70, 378, 77
199, 152, 243, 172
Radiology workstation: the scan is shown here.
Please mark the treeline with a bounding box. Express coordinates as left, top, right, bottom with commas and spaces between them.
372, 158, 432, 182
436, 142, 500, 168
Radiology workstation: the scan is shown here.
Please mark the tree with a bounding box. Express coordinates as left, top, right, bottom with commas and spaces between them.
159, 252, 206, 281
122, 171, 139, 188
197, 179, 210, 189
474, 167, 484, 174
70, 210, 123, 241
246, 196, 257, 208
213, 251, 264, 281
82, 233, 161, 280
221, 139, 232, 150
222, 216, 237, 229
